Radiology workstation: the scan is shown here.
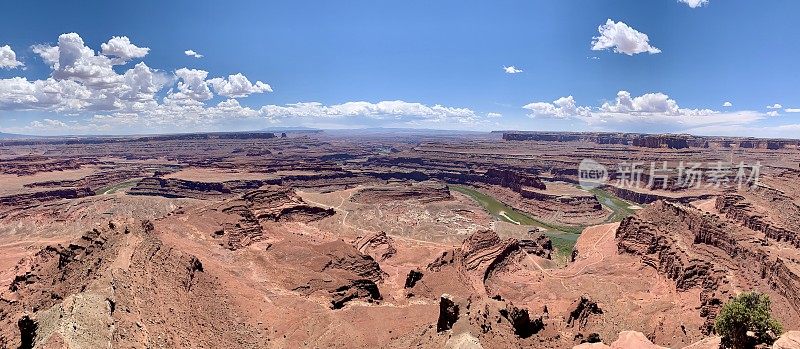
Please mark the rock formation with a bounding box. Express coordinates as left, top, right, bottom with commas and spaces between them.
437, 294, 460, 332
350, 180, 453, 204
427, 230, 526, 295
0, 188, 94, 218
502, 131, 799, 150
616, 201, 800, 333
214, 186, 335, 250
519, 233, 554, 260
566, 296, 603, 329
355, 231, 397, 261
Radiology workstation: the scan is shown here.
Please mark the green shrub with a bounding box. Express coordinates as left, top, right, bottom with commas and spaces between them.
715, 292, 783, 349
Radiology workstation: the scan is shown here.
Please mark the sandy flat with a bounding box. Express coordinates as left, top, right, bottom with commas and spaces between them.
0, 166, 97, 195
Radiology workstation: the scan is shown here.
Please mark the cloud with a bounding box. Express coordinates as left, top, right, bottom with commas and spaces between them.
30, 118, 67, 128
723, 101, 732, 107
0, 45, 24, 69
684, 123, 800, 138
767, 111, 780, 117
33, 33, 122, 92
2, 33, 274, 122
164, 68, 214, 105
31, 44, 59, 66
0, 77, 92, 111
487, 112, 502, 118
14, 117, 113, 134
121, 62, 171, 102
503, 66, 523, 74
1, 32, 486, 135
591, 19, 661, 56
598, 91, 715, 116
100, 36, 150, 64
522, 90, 768, 132
767, 103, 783, 109
678, 0, 709, 8
184, 50, 203, 58
785, 108, 800, 113
259, 100, 478, 123
523, 96, 591, 119
208, 73, 273, 98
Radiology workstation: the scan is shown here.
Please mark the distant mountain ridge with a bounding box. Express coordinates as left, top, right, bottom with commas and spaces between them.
0, 132, 33, 139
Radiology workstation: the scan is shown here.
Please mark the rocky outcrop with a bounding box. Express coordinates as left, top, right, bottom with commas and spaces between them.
330, 279, 382, 309
601, 185, 714, 205
3, 228, 116, 320
130, 177, 287, 200
501, 303, 544, 338
0, 156, 81, 176
617, 201, 800, 333
503, 132, 585, 143
355, 231, 396, 261
601, 186, 671, 205
434, 295, 545, 343
109, 223, 263, 348
502, 132, 692, 149
23, 168, 148, 192
288, 241, 386, 309
631, 135, 689, 149
502, 131, 798, 150
566, 296, 603, 329
350, 180, 452, 204
129, 177, 236, 199
715, 194, 800, 247
772, 331, 800, 349
213, 187, 335, 250
237, 187, 334, 222
404, 270, 424, 289
0, 221, 249, 348
483, 169, 546, 191
427, 230, 526, 296
215, 211, 262, 251
437, 294, 460, 332
319, 242, 386, 282
519, 233, 553, 260
573, 331, 670, 349
459, 230, 525, 285
0, 188, 94, 217
735, 139, 798, 150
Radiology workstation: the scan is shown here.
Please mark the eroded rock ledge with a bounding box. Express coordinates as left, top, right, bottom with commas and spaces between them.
616, 201, 800, 333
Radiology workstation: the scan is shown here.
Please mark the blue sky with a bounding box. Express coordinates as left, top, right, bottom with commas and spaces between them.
1, 0, 799, 136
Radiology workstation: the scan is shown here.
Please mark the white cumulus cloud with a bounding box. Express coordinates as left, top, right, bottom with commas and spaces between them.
723, 101, 732, 107
591, 19, 661, 56
208, 73, 273, 98
259, 100, 477, 123
100, 36, 150, 64
503, 66, 523, 74
522, 90, 768, 133
1, 32, 487, 134
523, 96, 591, 119
785, 108, 800, 113
678, 0, 709, 8
767, 103, 783, 109
0, 77, 92, 112
599, 91, 714, 116
164, 68, 214, 105
0, 45, 24, 69
184, 50, 203, 58
30, 118, 68, 129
